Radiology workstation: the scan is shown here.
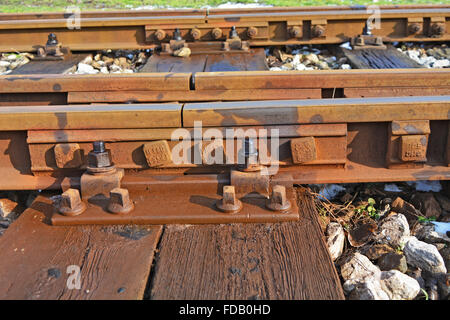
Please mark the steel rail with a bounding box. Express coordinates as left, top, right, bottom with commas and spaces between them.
1, 69, 449, 105
0, 5, 448, 51
0, 96, 448, 190
2, 5, 449, 21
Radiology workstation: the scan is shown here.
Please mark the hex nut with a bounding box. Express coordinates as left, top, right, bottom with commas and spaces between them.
107, 188, 134, 214
266, 185, 291, 212
59, 188, 86, 216
87, 149, 112, 168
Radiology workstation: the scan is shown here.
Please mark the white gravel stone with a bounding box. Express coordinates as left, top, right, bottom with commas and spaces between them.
76, 63, 98, 74
376, 213, 410, 247
304, 53, 319, 64
348, 276, 390, 300
326, 222, 345, 261
403, 236, 447, 275
341, 252, 381, 283
109, 64, 122, 73
380, 270, 421, 300
433, 59, 450, 68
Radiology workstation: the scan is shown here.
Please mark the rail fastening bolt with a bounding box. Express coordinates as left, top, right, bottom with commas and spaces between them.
311, 25, 325, 38
431, 23, 445, 36
247, 27, 258, 38
155, 29, 166, 41
107, 188, 134, 214
229, 26, 239, 39
46, 33, 59, 46
408, 23, 421, 34
93, 140, 106, 153
216, 185, 242, 214
289, 26, 302, 38
59, 188, 86, 216
266, 185, 291, 212
173, 28, 183, 41
239, 137, 259, 171
190, 28, 201, 40
87, 140, 113, 170
211, 28, 223, 39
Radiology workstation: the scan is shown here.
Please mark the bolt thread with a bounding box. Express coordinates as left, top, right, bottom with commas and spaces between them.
93, 141, 105, 153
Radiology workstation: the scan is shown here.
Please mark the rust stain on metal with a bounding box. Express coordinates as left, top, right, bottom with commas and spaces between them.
54, 143, 83, 168
230, 170, 270, 198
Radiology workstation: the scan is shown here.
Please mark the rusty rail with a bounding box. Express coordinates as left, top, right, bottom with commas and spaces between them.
0, 96, 448, 191
0, 5, 449, 51
1, 69, 449, 105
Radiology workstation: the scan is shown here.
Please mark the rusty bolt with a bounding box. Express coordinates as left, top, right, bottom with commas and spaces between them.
311, 25, 325, 38
107, 188, 134, 214
211, 27, 223, 39
239, 137, 261, 171
229, 26, 239, 39
289, 26, 302, 38
46, 33, 59, 46
431, 23, 445, 36
173, 28, 183, 41
354, 35, 365, 46
408, 23, 422, 35
59, 188, 86, 216
190, 28, 201, 40
155, 29, 166, 41
374, 36, 384, 46
246, 27, 258, 38
87, 141, 113, 170
216, 186, 242, 214
266, 185, 291, 212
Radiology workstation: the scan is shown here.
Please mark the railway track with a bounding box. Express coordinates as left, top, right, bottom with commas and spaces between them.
0, 5, 449, 300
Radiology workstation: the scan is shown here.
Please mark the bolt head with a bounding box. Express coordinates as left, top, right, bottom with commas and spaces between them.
212, 28, 222, 39
266, 185, 291, 212
59, 188, 86, 216
312, 25, 324, 38
290, 26, 302, 38
191, 28, 201, 40
155, 29, 166, 41
408, 23, 422, 34
216, 185, 242, 214
247, 27, 258, 38
431, 23, 445, 35
107, 188, 134, 214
